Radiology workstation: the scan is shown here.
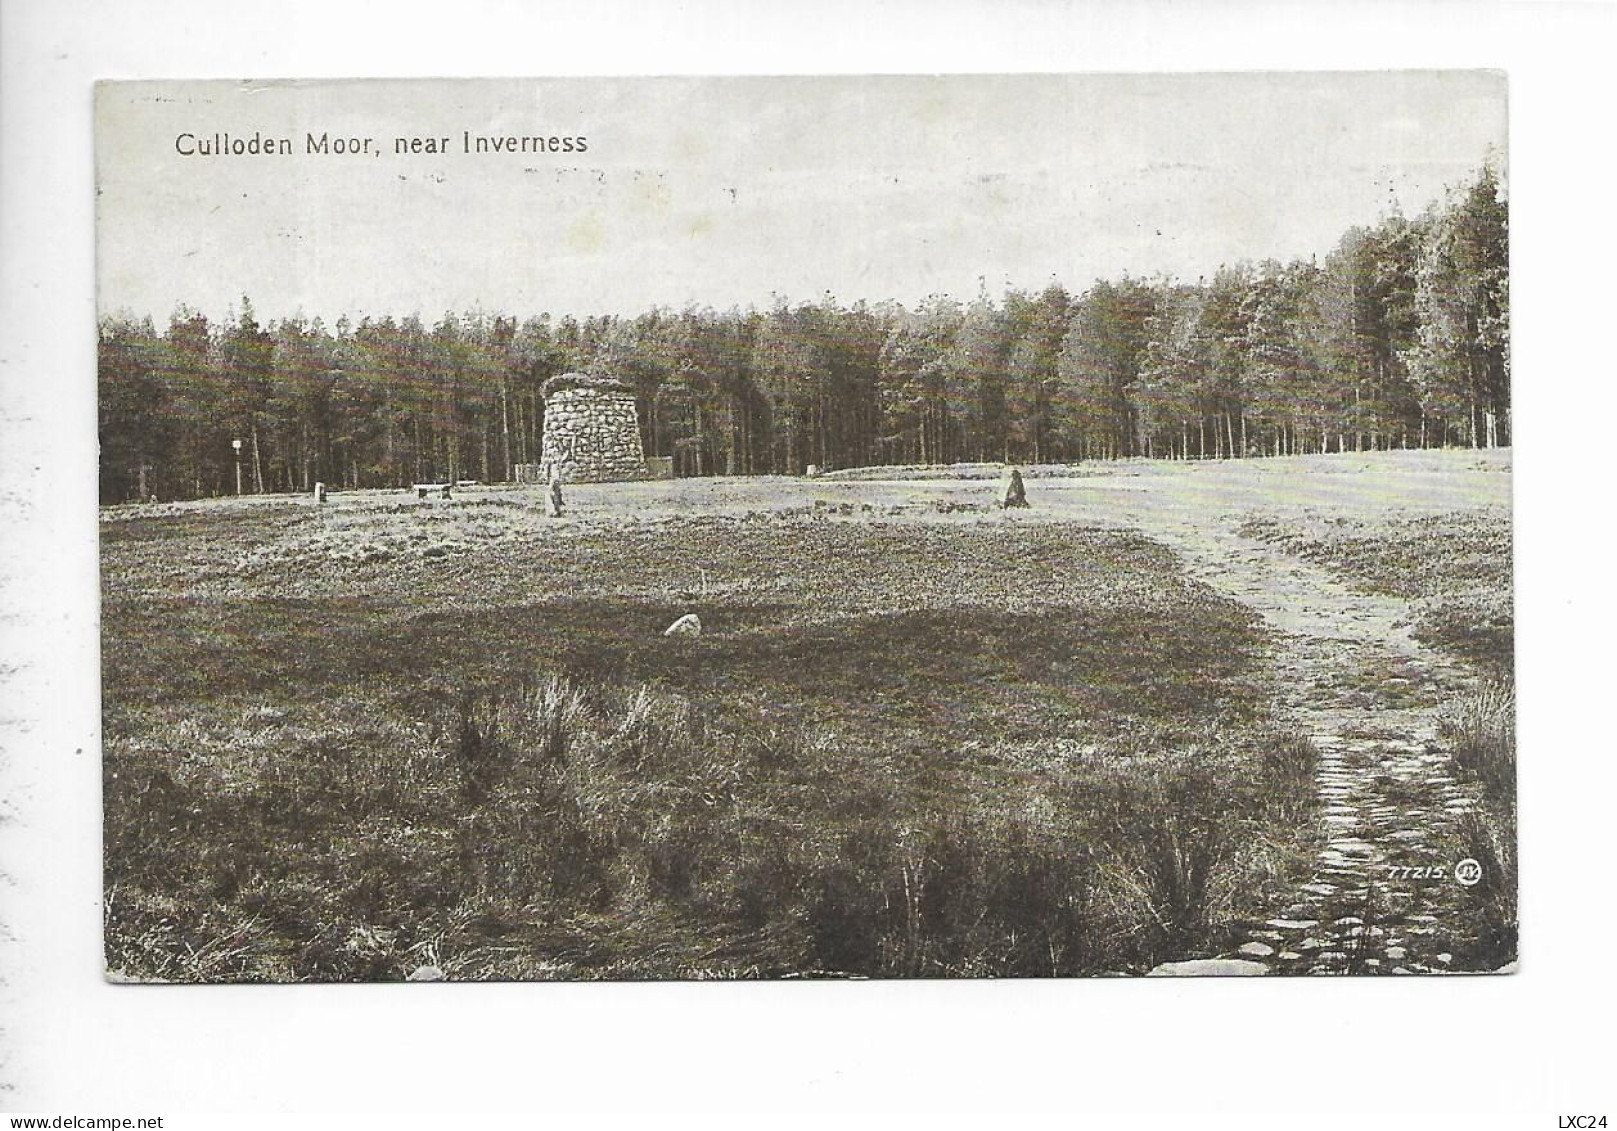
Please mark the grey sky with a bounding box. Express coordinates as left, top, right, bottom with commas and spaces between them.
95, 72, 1506, 326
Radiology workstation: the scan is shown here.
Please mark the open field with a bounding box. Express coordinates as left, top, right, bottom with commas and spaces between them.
102, 448, 1514, 979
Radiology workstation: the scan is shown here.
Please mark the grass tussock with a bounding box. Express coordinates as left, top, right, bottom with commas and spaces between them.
1453, 805, 1517, 967
1439, 683, 1517, 969
1442, 683, 1516, 803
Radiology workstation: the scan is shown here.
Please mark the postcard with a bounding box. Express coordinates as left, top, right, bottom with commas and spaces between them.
96, 73, 1513, 981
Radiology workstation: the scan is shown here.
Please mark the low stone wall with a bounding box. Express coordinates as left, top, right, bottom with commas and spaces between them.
540, 386, 649, 483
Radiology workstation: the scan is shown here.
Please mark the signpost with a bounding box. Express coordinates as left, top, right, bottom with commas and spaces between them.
232, 438, 243, 496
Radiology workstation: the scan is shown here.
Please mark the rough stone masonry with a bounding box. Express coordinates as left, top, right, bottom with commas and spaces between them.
539, 373, 650, 483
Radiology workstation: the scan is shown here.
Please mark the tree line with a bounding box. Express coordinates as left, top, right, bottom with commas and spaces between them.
98, 166, 1507, 502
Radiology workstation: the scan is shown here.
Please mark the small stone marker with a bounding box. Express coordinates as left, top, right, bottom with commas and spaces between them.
664, 613, 701, 638
313, 482, 327, 503
546, 466, 565, 518
806, 464, 821, 478
999, 467, 1029, 509
406, 965, 445, 982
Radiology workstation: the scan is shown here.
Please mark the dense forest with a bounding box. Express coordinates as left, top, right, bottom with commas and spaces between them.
98, 166, 1508, 503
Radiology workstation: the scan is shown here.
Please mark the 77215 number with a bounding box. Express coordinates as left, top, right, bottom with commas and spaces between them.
1386, 865, 1447, 881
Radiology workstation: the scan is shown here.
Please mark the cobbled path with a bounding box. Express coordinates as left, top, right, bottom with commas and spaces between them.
1124, 513, 1492, 975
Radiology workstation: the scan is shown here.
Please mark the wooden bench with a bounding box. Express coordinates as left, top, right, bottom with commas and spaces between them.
413, 482, 453, 499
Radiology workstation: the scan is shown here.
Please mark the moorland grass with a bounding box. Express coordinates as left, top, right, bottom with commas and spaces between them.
103, 501, 1315, 980
105, 673, 1316, 980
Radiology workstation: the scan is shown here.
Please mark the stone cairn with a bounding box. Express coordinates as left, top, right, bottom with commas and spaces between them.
539, 373, 650, 483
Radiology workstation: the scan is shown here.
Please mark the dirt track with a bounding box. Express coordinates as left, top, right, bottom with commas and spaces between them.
1047, 453, 1508, 975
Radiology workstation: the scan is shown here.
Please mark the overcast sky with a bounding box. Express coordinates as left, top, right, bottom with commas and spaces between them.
95, 72, 1506, 326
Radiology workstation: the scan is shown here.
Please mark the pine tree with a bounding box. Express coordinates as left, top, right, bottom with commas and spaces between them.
1405, 166, 1509, 447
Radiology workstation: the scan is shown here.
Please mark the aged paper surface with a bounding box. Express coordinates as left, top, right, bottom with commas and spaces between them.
93, 74, 1512, 985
